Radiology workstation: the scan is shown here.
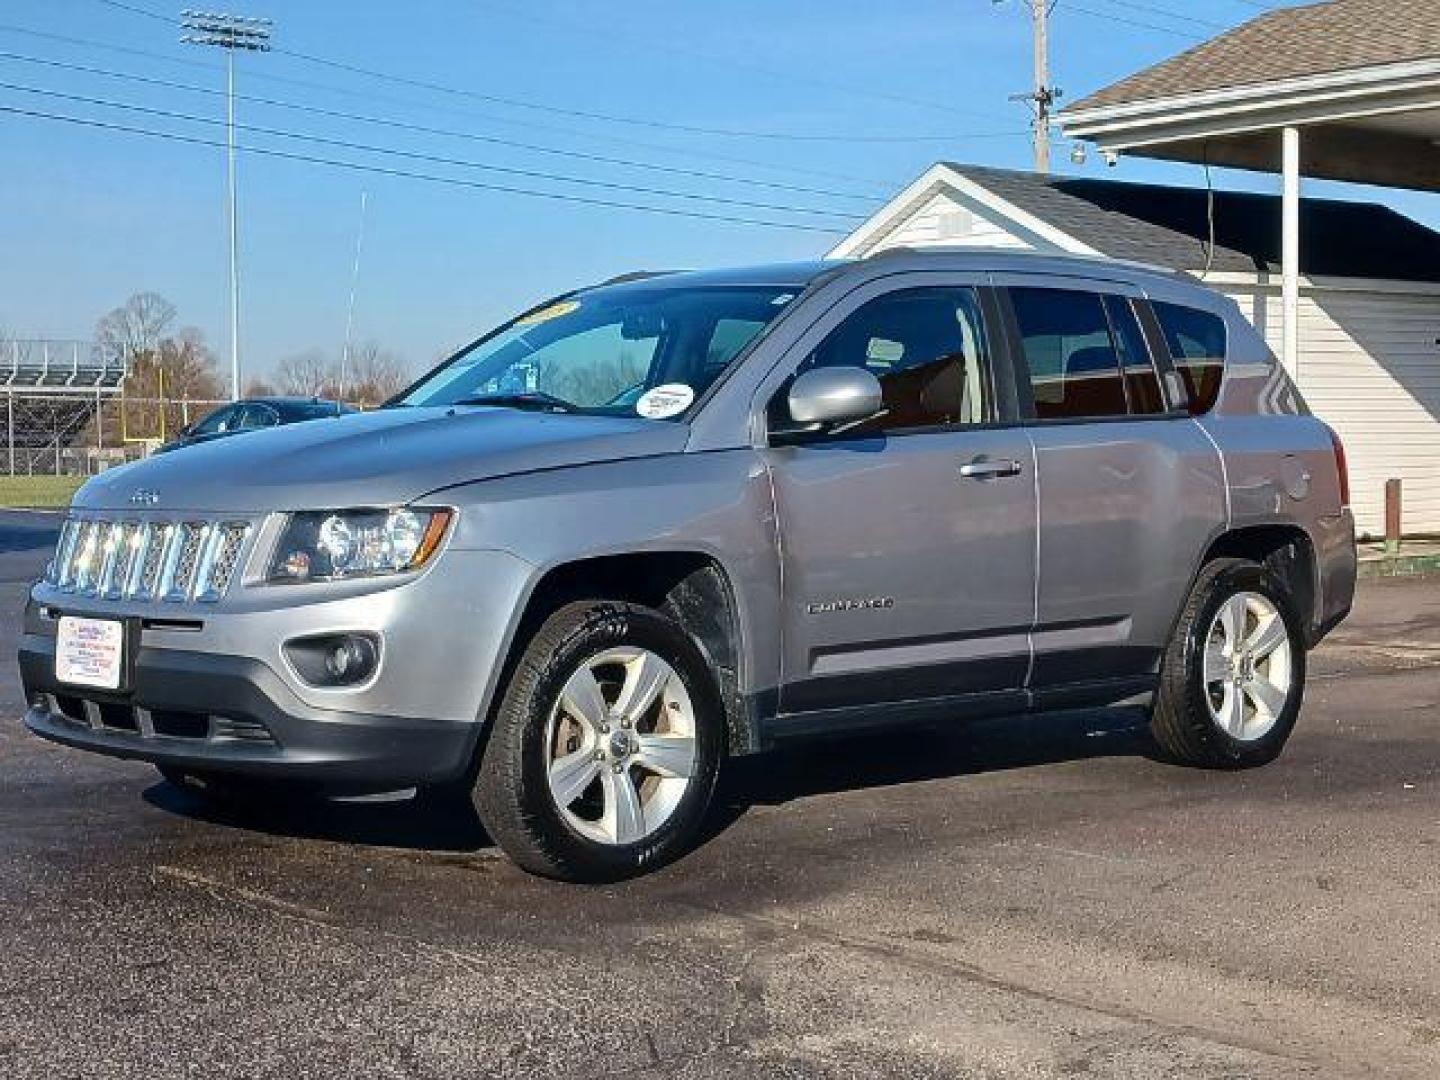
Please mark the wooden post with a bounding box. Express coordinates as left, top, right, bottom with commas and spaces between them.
1385, 478, 1402, 555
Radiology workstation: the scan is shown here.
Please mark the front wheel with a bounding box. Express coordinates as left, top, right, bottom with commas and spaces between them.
1151, 559, 1306, 769
474, 601, 725, 882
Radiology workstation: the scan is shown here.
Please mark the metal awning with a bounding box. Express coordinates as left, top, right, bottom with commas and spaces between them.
1058, 0, 1440, 376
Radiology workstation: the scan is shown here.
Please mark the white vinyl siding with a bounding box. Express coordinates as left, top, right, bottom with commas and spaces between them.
871, 191, 1032, 252
1226, 282, 1440, 537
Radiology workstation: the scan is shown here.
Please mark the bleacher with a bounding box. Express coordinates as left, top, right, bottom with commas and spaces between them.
2, 340, 127, 469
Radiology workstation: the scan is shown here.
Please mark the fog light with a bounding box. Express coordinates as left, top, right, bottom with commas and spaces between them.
284, 633, 379, 688
324, 637, 372, 681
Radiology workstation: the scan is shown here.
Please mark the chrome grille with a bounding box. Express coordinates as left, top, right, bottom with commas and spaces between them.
48, 517, 251, 602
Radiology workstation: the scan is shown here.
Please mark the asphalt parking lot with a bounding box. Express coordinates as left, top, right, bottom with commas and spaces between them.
2, 509, 1437, 1079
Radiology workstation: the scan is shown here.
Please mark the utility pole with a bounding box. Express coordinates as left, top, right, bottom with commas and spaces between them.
1006, 0, 1060, 173
181, 9, 272, 401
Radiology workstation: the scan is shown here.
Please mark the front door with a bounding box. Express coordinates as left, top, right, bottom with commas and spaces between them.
760, 278, 1037, 728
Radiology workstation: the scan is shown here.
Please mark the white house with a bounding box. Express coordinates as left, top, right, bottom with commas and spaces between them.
829, 162, 1440, 537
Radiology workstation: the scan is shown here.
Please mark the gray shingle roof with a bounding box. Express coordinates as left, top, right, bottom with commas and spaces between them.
1067, 0, 1440, 114
945, 164, 1440, 282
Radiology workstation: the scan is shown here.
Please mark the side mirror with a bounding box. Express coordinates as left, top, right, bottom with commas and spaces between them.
774, 366, 884, 440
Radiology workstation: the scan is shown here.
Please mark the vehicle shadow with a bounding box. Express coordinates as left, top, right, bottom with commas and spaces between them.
697, 705, 1158, 844
142, 705, 1159, 856
726, 705, 1153, 801
142, 781, 492, 853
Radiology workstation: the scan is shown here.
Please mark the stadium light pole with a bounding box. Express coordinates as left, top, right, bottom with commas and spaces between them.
181, 10, 272, 401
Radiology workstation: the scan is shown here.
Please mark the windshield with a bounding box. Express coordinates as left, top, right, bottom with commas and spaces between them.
396, 284, 799, 418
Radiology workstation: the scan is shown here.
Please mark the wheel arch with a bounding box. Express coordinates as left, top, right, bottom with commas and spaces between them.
490, 550, 758, 759
1195, 524, 1320, 645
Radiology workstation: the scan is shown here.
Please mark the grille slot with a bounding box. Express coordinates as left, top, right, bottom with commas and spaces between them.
211, 717, 276, 744
96, 701, 139, 732
151, 710, 210, 739
47, 517, 250, 603
51, 694, 88, 725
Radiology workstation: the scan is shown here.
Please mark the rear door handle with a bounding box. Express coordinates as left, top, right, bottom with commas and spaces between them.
959, 458, 1023, 480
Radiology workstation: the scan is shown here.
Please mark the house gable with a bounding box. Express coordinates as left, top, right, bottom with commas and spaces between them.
827, 164, 1096, 259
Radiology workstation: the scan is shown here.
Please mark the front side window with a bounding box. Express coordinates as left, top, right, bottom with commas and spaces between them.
1153, 301, 1226, 415
190, 404, 238, 435
237, 403, 280, 429
780, 286, 990, 436
397, 285, 798, 418
1010, 288, 1148, 420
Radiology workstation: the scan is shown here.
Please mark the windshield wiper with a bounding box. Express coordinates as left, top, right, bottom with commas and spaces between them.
453, 391, 578, 414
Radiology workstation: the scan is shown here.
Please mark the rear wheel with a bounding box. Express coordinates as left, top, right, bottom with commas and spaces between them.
474, 601, 724, 882
1151, 559, 1306, 768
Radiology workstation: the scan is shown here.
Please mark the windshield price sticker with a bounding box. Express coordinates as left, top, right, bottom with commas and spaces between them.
55, 616, 125, 691
636, 384, 695, 419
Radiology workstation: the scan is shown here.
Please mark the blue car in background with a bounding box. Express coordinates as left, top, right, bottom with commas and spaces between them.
156, 396, 356, 454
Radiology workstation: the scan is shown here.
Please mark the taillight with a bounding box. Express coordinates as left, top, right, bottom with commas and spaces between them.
1328, 426, 1350, 508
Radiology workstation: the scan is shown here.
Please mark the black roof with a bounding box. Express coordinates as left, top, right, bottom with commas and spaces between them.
944, 164, 1440, 283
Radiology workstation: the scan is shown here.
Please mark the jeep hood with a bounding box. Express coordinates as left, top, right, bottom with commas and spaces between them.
75, 407, 690, 513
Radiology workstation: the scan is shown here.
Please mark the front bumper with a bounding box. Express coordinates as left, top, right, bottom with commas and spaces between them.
18, 545, 540, 788
20, 635, 477, 787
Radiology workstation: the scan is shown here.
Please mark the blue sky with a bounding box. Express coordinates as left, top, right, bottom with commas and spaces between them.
2, 0, 1434, 384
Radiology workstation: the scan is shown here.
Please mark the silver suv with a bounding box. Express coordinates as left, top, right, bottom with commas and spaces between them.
19, 251, 1357, 881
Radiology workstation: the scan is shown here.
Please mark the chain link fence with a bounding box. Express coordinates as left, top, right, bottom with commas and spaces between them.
2, 391, 227, 477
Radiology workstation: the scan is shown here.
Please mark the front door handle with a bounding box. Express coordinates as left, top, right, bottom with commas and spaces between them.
959, 457, 1023, 480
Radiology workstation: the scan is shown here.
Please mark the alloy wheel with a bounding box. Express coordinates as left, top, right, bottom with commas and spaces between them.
543, 646, 697, 846
1203, 591, 1294, 742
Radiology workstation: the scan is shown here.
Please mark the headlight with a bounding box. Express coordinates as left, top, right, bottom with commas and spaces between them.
267, 508, 452, 583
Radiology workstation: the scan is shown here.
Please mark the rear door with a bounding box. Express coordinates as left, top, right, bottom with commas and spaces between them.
994, 275, 1226, 703
759, 274, 1037, 728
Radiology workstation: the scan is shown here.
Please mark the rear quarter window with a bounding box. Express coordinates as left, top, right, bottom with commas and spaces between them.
1152, 301, 1226, 415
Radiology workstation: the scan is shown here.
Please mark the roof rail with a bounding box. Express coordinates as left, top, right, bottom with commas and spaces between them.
860, 244, 1188, 280
595, 269, 678, 287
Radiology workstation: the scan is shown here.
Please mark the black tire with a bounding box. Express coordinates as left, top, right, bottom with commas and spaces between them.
473, 601, 725, 882
1151, 558, 1307, 769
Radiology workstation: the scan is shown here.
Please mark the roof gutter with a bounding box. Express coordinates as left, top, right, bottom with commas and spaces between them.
1061, 58, 1440, 148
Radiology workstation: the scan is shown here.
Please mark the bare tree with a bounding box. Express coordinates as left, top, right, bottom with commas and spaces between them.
95, 292, 177, 365
270, 341, 410, 407
345, 340, 411, 407
116, 326, 224, 441
274, 349, 336, 398
241, 375, 277, 397
86, 294, 225, 446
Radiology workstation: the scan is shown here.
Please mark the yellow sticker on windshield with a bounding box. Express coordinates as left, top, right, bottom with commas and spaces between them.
516, 300, 580, 326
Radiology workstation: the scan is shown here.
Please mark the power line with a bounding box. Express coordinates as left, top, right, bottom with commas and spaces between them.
1087, 0, 1227, 32
277, 45, 987, 144
0, 78, 868, 220
0, 51, 888, 203
92, 0, 171, 25
1056, 1, 1206, 40
86, 0, 992, 143
467, 0, 1009, 123
0, 23, 910, 189
0, 103, 855, 234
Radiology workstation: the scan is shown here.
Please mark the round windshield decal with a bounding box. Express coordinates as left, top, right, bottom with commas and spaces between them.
636, 384, 695, 419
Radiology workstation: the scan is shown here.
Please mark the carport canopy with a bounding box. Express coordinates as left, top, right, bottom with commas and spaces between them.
1058, 0, 1440, 373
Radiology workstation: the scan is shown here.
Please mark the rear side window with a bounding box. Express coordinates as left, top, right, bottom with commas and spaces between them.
1105, 296, 1165, 415
1152, 301, 1226, 415
1009, 288, 1130, 419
